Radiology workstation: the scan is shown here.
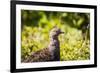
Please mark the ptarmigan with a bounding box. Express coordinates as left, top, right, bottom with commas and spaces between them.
23, 26, 64, 63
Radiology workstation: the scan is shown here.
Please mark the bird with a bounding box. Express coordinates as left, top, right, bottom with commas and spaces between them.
23, 26, 64, 63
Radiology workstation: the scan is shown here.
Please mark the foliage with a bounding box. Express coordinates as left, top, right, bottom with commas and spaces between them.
21, 10, 90, 61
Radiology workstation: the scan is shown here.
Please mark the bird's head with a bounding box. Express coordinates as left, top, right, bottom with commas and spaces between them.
50, 26, 64, 38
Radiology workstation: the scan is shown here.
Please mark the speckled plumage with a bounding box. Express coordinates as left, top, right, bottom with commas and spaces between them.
23, 26, 64, 63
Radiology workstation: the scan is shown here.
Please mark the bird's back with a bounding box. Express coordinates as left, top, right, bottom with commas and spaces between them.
23, 48, 51, 63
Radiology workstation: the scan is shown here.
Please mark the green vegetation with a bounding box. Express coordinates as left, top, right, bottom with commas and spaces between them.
21, 10, 90, 61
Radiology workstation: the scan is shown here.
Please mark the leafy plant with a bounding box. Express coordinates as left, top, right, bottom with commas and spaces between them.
21, 10, 90, 61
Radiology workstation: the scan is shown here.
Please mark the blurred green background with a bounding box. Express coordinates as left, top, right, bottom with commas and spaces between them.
21, 10, 90, 62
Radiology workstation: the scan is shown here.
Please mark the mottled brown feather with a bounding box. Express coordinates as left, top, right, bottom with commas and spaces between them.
23, 48, 51, 63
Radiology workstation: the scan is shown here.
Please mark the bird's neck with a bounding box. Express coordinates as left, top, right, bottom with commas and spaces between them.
49, 36, 59, 50
48, 36, 60, 60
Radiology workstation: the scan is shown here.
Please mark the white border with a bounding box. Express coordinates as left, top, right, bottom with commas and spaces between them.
16, 4, 94, 69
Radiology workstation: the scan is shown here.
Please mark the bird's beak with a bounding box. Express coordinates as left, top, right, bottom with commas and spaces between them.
60, 31, 64, 34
